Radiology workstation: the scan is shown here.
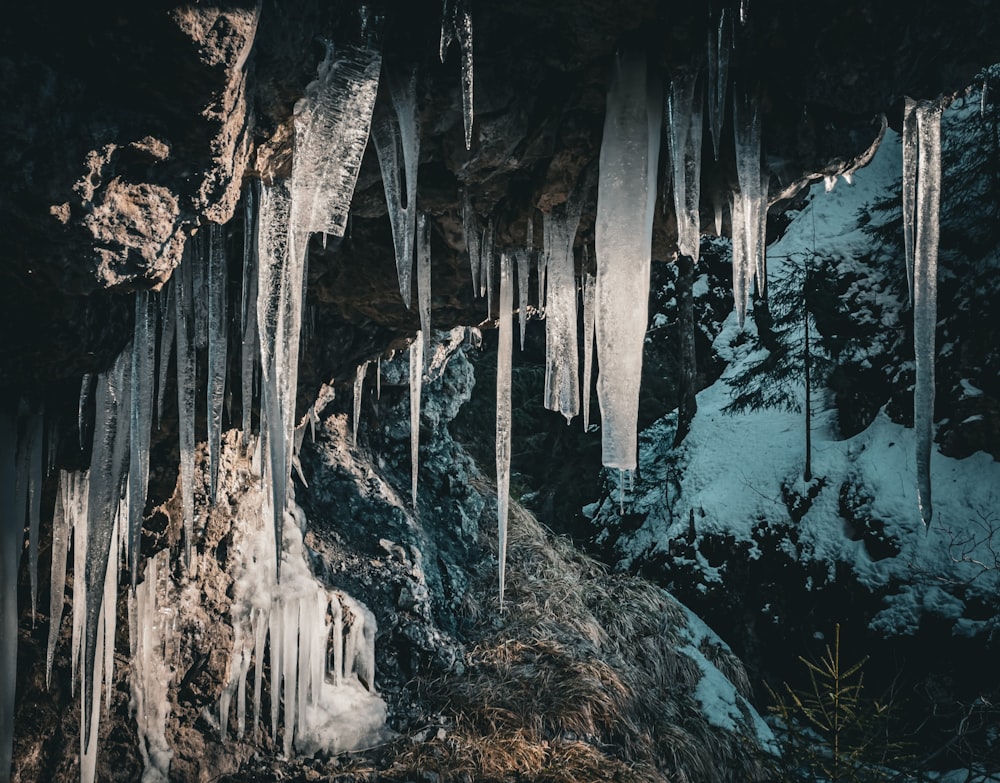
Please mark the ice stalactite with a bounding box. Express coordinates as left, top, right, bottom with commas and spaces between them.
542, 172, 590, 423
71, 472, 90, 696
82, 347, 131, 765
129, 292, 156, 587
463, 192, 481, 294
0, 413, 17, 783
536, 225, 548, 312
24, 408, 44, 624
372, 67, 420, 308
481, 220, 495, 312
582, 271, 596, 431
78, 373, 93, 450
440, 0, 475, 149
207, 224, 228, 504
496, 253, 513, 607
128, 549, 175, 783
417, 212, 432, 340
911, 99, 942, 527
292, 44, 382, 240
46, 474, 69, 688
731, 89, 763, 322
410, 332, 424, 506
353, 362, 368, 445
174, 249, 197, 568
156, 284, 175, 429
667, 71, 704, 262
754, 176, 769, 299
376, 357, 382, 400
595, 50, 661, 470
707, 7, 731, 160
902, 96, 918, 305
242, 184, 260, 449
729, 191, 751, 326
516, 247, 530, 350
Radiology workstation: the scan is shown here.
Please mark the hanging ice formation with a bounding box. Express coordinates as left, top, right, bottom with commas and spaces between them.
582, 271, 596, 431
417, 212, 432, 340
731, 89, 764, 322
516, 246, 530, 350
707, 7, 731, 160
440, 0, 475, 149
542, 171, 591, 423
0, 414, 16, 783
372, 67, 420, 308
905, 99, 943, 527
156, 284, 175, 429
667, 71, 704, 262
594, 49, 662, 471
207, 225, 228, 504
241, 183, 260, 449
463, 192, 482, 294
410, 332, 424, 505
353, 361, 369, 444
496, 253, 513, 607
129, 291, 157, 587
20, 408, 44, 624
902, 97, 918, 305
174, 247, 197, 568
481, 219, 495, 312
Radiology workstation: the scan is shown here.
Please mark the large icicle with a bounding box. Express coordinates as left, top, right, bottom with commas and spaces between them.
730, 190, 752, 326
0, 413, 17, 783
46, 473, 69, 688
71, 471, 90, 696
582, 271, 596, 431
707, 8, 731, 160
292, 44, 382, 239
156, 284, 175, 429
410, 332, 424, 506
902, 96, 918, 306
912, 99, 942, 527
440, 0, 475, 149
667, 71, 704, 262
78, 373, 94, 450
353, 362, 368, 445
207, 224, 228, 504
732, 89, 764, 320
129, 291, 156, 587
496, 253, 513, 607
417, 212, 432, 339
241, 184, 260, 449
372, 67, 420, 308
463, 192, 481, 294
174, 248, 197, 568
516, 248, 530, 350
594, 50, 661, 470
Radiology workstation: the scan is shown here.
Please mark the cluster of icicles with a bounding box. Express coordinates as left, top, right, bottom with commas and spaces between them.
0, 0, 947, 780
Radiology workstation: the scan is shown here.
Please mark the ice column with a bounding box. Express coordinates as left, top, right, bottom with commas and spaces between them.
582, 272, 596, 431
174, 248, 197, 568
207, 224, 228, 504
912, 100, 942, 527
417, 212, 432, 339
129, 292, 156, 587
667, 71, 704, 262
440, 0, 475, 149
732, 89, 764, 319
410, 332, 424, 506
372, 67, 420, 308
496, 253, 513, 607
595, 50, 661, 470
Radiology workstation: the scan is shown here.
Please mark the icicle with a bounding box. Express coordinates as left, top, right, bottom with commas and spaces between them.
241, 186, 260, 450
103, 507, 120, 713
175, 248, 197, 569
667, 71, 704, 262
542, 199, 585, 422
463, 192, 481, 294
376, 356, 382, 400
516, 248, 530, 350
755, 176, 769, 299
79, 373, 93, 451
582, 272, 596, 431
707, 8, 731, 160
25, 409, 44, 624
192, 233, 209, 351
46, 473, 69, 689
371, 67, 420, 309
156, 283, 175, 429
440, 0, 475, 149
207, 224, 228, 504
732, 89, 763, 318
71, 471, 90, 697
913, 100, 942, 527
0, 412, 17, 783
480, 219, 495, 308
739, 0, 749, 25
594, 50, 661, 471
496, 253, 513, 607
129, 291, 156, 588
902, 96, 918, 306
409, 332, 424, 506
536, 234, 548, 312
417, 212, 432, 340
353, 362, 368, 445
293, 43, 382, 240
730, 190, 752, 326
713, 192, 724, 237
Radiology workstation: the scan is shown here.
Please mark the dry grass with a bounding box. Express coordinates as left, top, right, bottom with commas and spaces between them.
385, 491, 771, 783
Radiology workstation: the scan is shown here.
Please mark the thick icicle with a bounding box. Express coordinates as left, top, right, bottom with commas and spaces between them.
902, 96, 918, 306
594, 50, 661, 470
353, 362, 368, 445
410, 332, 424, 506
496, 253, 513, 607
913, 100, 942, 527
71, 471, 90, 697
463, 192, 481, 294
732, 89, 764, 319
541, 203, 583, 421
0, 413, 17, 783
79, 373, 94, 450
292, 44, 382, 239
582, 272, 596, 431
46, 473, 69, 688
241, 184, 260, 449
516, 248, 530, 350
156, 284, 175, 429
729, 190, 752, 326
440, 0, 475, 149
208, 224, 228, 504
667, 71, 704, 262
174, 249, 197, 569
707, 8, 731, 160
481, 219, 495, 307
417, 212, 432, 340
371, 67, 420, 308
25, 408, 44, 624
129, 291, 156, 587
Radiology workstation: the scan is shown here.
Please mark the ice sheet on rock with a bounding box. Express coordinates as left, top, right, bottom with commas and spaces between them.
707, 8, 731, 160
902, 96, 918, 305
582, 272, 596, 431
174, 248, 197, 569
440, 0, 475, 149
353, 362, 368, 445
0, 413, 17, 783
410, 331, 424, 506
292, 44, 382, 240
913, 100, 942, 527
496, 253, 513, 607
463, 192, 481, 294
516, 247, 530, 350
667, 71, 704, 262
129, 291, 157, 587
417, 212, 432, 341
371, 66, 420, 309
208, 224, 228, 504
595, 50, 661, 470
156, 284, 175, 429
